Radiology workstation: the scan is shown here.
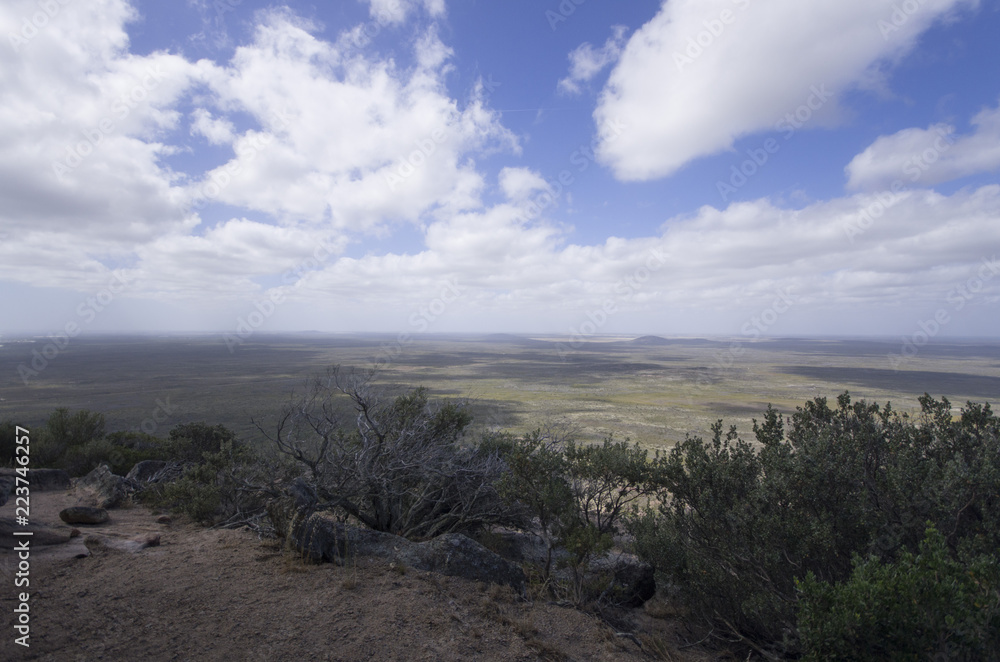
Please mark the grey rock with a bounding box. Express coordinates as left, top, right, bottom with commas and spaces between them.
80, 464, 138, 509
268, 496, 526, 593
0, 468, 71, 492
0, 475, 14, 507
0, 517, 75, 547
59, 506, 110, 525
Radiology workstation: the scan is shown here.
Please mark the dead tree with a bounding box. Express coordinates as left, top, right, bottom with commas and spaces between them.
255, 366, 514, 540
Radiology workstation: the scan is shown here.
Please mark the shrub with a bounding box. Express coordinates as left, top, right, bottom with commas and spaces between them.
628, 393, 1000, 657
141, 440, 274, 525
258, 367, 514, 539
798, 526, 1000, 661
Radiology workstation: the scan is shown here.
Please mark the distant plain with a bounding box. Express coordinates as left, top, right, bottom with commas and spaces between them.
2, 334, 999, 450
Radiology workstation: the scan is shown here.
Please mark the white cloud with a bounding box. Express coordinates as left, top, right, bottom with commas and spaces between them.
190, 109, 236, 145
558, 25, 627, 96
846, 100, 1000, 190
593, 0, 978, 181
364, 0, 445, 26
498, 168, 550, 202
194, 14, 517, 231
0, 0, 203, 290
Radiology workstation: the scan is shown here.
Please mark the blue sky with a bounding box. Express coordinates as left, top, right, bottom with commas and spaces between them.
1, 0, 999, 340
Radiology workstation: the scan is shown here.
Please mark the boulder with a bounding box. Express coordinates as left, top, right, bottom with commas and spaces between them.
80, 464, 138, 509
268, 496, 526, 593
0, 475, 14, 507
0, 517, 76, 547
0, 468, 71, 492
59, 506, 110, 525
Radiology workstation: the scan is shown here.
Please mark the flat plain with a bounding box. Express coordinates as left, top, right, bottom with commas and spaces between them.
2, 333, 999, 450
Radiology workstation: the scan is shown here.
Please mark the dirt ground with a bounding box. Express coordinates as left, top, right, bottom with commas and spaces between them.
1, 487, 717, 661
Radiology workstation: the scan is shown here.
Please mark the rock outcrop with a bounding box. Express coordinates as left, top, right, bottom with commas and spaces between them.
79, 464, 138, 509
268, 495, 526, 593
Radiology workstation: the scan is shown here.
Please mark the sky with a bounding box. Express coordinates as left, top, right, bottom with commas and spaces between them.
1, 0, 999, 341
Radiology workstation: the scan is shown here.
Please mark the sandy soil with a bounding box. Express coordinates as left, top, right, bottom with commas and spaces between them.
1, 487, 716, 661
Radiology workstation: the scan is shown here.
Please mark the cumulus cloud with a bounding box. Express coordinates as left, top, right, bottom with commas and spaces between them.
593, 0, 978, 181
845, 100, 1000, 190
194, 13, 516, 231
190, 109, 236, 145
0, 0, 203, 290
364, 0, 445, 25
558, 25, 627, 95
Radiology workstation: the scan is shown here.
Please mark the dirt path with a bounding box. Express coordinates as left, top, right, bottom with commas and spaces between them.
0, 488, 712, 661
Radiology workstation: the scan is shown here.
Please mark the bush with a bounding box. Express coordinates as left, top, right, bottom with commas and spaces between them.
141, 441, 274, 525
259, 367, 514, 539
628, 393, 1000, 656
798, 526, 1000, 661
490, 429, 664, 603
28, 409, 108, 473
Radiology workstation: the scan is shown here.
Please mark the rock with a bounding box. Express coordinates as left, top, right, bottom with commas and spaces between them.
84, 532, 161, 553
59, 506, 110, 525
0, 475, 13, 507
156, 515, 172, 524
0, 517, 76, 547
608, 558, 656, 607
80, 464, 139, 509
268, 496, 526, 592
0, 468, 71, 492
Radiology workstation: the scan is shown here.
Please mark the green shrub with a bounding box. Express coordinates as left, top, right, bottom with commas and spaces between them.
628, 393, 1000, 656
164, 422, 238, 463
141, 441, 269, 524
798, 526, 1000, 661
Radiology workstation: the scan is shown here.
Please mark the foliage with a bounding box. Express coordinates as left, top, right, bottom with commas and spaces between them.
141, 438, 276, 525
628, 393, 1000, 657
489, 429, 664, 603
164, 422, 239, 463
259, 367, 514, 540
798, 525, 1000, 661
